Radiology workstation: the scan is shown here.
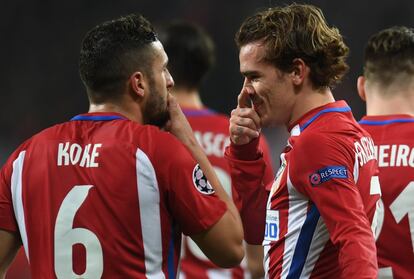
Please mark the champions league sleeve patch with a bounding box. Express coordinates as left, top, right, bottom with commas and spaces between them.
309, 166, 348, 186
192, 164, 215, 195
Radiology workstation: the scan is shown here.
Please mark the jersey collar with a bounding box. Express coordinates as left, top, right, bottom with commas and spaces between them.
70, 112, 128, 121
359, 114, 414, 125
288, 100, 351, 134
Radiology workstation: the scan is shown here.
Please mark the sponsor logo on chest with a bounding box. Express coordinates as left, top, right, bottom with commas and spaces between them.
264, 209, 280, 242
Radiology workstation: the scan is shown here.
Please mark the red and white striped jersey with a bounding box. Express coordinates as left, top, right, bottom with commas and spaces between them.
360, 115, 414, 279
226, 101, 380, 279
180, 107, 274, 279
0, 112, 227, 278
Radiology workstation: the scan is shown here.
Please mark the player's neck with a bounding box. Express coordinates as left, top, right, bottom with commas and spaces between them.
288, 86, 335, 127
366, 92, 414, 116
171, 88, 204, 109
88, 101, 143, 123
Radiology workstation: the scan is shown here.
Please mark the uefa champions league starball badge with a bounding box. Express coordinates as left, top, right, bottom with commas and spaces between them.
192, 164, 215, 195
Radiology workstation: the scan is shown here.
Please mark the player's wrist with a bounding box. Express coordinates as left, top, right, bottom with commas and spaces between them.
229, 136, 261, 161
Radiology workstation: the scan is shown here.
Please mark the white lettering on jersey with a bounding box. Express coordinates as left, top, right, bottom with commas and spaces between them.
354, 136, 376, 167
57, 142, 102, 167
375, 144, 414, 168
194, 131, 230, 157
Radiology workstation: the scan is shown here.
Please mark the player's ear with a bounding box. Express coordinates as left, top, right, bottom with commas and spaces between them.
357, 76, 366, 102
290, 58, 308, 86
129, 71, 146, 98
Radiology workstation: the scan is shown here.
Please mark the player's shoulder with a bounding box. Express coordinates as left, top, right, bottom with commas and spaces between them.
302, 109, 366, 144
292, 122, 357, 165
136, 125, 190, 158
360, 115, 414, 138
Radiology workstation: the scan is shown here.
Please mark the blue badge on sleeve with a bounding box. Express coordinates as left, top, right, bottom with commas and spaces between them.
309, 166, 348, 186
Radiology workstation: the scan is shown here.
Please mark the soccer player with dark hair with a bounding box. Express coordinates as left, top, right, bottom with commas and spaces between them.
159, 21, 274, 279
0, 14, 244, 278
358, 26, 414, 279
225, 4, 380, 278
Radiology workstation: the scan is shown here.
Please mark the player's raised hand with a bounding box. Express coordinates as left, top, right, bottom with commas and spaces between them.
229, 86, 261, 145
164, 93, 198, 147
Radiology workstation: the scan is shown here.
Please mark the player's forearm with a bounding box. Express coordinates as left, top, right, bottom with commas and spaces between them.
323, 208, 378, 277
339, 239, 378, 278
225, 142, 268, 244
335, 214, 378, 276
245, 244, 265, 278
184, 138, 242, 221
0, 230, 20, 279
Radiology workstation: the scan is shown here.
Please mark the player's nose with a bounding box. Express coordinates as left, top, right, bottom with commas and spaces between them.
166, 69, 174, 89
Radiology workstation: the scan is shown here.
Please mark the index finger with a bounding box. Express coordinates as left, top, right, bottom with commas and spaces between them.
237, 87, 252, 109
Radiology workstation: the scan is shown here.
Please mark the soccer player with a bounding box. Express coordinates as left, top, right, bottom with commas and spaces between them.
0, 14, 244, 278
225, 4, 381, 278
159, 22, 274, 279
358, 26, 414, 279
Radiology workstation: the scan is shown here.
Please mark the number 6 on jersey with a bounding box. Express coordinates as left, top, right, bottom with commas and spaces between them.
54, 185, 103, 278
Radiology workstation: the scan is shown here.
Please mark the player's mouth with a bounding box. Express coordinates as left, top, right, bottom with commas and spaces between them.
251, 100, 263, 116
249, 95, 262, 111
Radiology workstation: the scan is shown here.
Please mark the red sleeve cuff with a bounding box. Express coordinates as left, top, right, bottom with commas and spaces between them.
229, 136, 261, 161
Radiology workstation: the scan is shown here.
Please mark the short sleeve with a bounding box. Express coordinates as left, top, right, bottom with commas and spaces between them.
152, 132, 227, 236
0, 154, 19, 232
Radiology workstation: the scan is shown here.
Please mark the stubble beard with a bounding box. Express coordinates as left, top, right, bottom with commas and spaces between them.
143, 80, 170, 128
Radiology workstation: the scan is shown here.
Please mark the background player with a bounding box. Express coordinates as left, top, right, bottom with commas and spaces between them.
159, 21, 274, 279
225, 4, 381, 278
0, 14, 244, 278
358, 26, 414, 279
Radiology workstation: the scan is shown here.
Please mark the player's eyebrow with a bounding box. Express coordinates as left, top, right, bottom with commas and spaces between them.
241, 70, 261, 78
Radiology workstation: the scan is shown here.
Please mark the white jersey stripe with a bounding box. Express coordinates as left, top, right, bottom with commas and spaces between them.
281, 171, 308, 278
286, 204, 320, 278
263, 244, 271, 279
136, 148, 166, 279
10, 151, 30, 262
353, 154, 360, 184
299, 213, 329, 278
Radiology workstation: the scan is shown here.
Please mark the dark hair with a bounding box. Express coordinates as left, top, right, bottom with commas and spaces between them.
79, 14, 157, 102
158, 21, 215, 90
235, 3, 349, 89
364, 26, 414, 86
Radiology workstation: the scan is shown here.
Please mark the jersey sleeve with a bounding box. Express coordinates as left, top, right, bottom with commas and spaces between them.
289, 133, 378, 278
152, 131, 227, 236
0, 145, 27, 233
225, 136, 272, 244
259, 135, 275, 188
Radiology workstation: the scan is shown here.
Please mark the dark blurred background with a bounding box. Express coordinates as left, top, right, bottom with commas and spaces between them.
1, 0, 414, 165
